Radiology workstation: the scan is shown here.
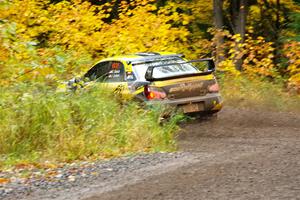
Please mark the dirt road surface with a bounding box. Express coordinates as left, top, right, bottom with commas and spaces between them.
84, 107, 300, 200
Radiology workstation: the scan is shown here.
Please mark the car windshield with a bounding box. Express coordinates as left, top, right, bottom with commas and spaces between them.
133, 58, 200, 80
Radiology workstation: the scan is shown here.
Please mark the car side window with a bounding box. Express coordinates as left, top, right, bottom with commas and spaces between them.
125, 71, 136, 82
84, 61, 125, 82
106, 61, 125, 82
84, 61, 111, 81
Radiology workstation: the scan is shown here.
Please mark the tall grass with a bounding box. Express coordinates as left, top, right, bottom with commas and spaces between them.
219, 75, 300, 112
0, 83, 180, 167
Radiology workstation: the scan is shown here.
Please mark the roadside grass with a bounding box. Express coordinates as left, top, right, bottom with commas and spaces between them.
0, 83, 181, 168
219, 75, 300, 113
2, 75, 298, 169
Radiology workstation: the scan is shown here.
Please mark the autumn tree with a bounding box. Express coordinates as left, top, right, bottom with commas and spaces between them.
1, 0, 300, 89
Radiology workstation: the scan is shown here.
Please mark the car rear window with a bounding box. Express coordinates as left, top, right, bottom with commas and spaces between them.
133, 58, 200, 81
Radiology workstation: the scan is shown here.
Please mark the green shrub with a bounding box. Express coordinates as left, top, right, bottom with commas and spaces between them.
0, 83, 180, 167
219, 75, 300, 112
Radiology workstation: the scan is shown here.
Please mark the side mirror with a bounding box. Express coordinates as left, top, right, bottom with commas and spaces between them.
67, 77, 83, 90
68, 77, 81, 85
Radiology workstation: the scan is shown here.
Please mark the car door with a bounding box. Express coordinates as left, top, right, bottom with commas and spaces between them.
84, 60, 132, 99
104, 61, 127, 96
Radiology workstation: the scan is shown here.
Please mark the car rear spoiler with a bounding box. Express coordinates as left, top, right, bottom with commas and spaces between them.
129, 54, 184, 65
144, 58, 216, 82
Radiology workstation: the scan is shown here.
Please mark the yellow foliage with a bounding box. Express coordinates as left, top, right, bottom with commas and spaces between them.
284, 41, 300, 91
218, 59, 241, 76
242, 35, 277, 78
0, 0, 298, 89
92, 3, 191, 56
215, 30, 277, 78
0, 0, 203, 84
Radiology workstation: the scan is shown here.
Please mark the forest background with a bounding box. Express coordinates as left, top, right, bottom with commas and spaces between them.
0, 0, 299, 167
0, 0, 300, 89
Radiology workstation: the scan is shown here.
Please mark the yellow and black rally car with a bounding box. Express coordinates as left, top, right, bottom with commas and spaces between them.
70, 52, 222, 114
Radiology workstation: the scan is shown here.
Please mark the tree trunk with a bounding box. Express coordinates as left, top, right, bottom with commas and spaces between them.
275, 0, 280, 31
213, 0, 224, 65
230, 0, 248, 71
237, 0, 247, 42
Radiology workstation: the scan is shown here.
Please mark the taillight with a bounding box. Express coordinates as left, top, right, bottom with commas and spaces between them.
208, 82, 220, 93
144, 85, 167, 100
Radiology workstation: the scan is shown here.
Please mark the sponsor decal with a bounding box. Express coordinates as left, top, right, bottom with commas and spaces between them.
112, 62, 121, 69
169, 82, 204, 93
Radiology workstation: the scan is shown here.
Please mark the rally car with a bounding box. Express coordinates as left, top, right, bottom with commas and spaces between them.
69, 52, 222, 115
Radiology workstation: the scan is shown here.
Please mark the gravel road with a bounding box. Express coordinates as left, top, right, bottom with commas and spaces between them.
85, 107, 300, 200
1, 107, 300, 200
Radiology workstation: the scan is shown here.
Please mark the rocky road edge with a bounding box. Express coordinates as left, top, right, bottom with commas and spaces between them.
0, 152, 199, 200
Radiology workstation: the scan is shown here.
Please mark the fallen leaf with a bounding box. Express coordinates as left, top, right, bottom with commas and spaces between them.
0, 178, 10, 184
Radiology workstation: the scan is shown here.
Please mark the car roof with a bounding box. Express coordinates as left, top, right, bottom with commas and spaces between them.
99, 52, 184, 64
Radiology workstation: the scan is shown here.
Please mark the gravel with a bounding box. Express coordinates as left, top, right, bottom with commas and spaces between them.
0, 152, 193, 200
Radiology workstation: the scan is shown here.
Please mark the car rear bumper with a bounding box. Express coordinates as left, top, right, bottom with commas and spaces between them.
146, 93, 223, 112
